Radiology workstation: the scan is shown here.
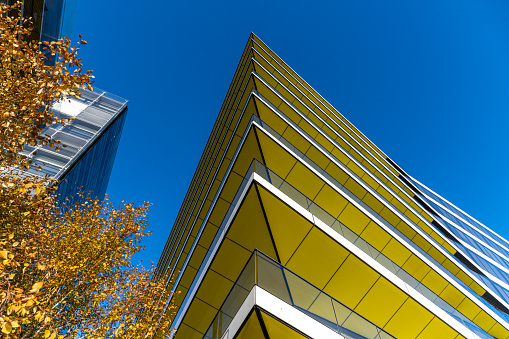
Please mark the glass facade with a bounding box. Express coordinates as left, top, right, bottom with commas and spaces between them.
20, 89, 128, 204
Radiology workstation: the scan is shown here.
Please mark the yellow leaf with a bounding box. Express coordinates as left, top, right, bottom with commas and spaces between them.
32, 281, 43, 291
49, 332, 56, 339
2, 322, 12, 334
44, 329, 51, 338
11, 321, 19, 328
0, 250, 8, 259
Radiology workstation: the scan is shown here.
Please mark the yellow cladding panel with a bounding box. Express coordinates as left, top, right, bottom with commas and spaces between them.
226, 185, 277, 260
221, 171, 244, 204
421, 270, 448, 295
257, 128, 297, 179
401, 255, 431, 281
232, 129, 263, 177
255, 62, 278, 88
183, 297, 220, 334
362, 193, 384, 213
175, 323, 203, 339
180, 265, 198, 289
286, 227, 350, 289
281, 125, 311, 154
261, 311, 308, 339
254, 77, 282, 108
210, 237, 252, 282
313, 184, 348, 219
237, 98, 258, 136
236, 311, 265, 339
379, 207, 400, 228
396, 220, 417, 240
188, 244, 208, 270
360, 221, 391, 252
361, 173, 380, 192
285, 162, 325, 200
344, 177, 368, 200
486, 322, 509, 339
208, 198, 231, 227
257, 185, 313, 265
195, 269, 234, 308
305, 144, 331, 170
325, 161, 350, 185
198, 222, 219, 249
381, 238, 412, 267
254, 98, 288, 136
473, 311, 497, 334
354, 277, 408, 328
298, 117, 319, 139
315, 132, 335, 152
383, 298, 434, 338
277, 99, 303, 125
330, 146, 351, 166
324, 255, 379, 309
337, 203, 371, 235
439, 284, 465, 309
415, 317, 459, 339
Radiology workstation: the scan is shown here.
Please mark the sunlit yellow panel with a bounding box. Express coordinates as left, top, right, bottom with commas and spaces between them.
401, 254, 431, 282
254, 78, 282, 108
382, 238, 412, 267
411, 233, 432, 252
184, 297, 220, 334
210, 238, 252, 282
439, 284, 465, 309
416, 317, 458, 339
221, 171, 244, 203
468, 281, 485, 296
486, 321, 509, 339
180, 265, 198, 289
395, 220, 417, 240
360, 221, 391, 251
325, 161, 350, 185
281, 125, 311, 153
421, 270, 448, 295
376, 185, 393, 202
313, 184, 348, 219
257, 129, 297, 179
209, 198, 231, 228
226, 185, 277, 260
198, 222, 219, 249
287, 227, 350, 289
324, 255, 379, 309
362, 192, 385, 214
354, 277, 408, 327
257, 185, 313, 265
254, 99, 288, 136
298, 118, 319, 139
337, 204, 371, 235
383, 298, 434, 338
255, 63, 278, 88
195, 269, 234, 308
188, 244, 209, 270
473, 311, 497, 333
236, 311, 265, 339
315, 132, 335, 152
330, 146, 351, 166
344, 177, 367, 200
232, 129, 263, 176
361, 173, 380, 192
277, 99, 303, 125
175, 323, 203, 339
285, 162, 325, 200
261, 311, 308, 339
305, 145, 331, 170
379, 207, 400, 228
346, 160, 365, 179
275, 83, 295, 104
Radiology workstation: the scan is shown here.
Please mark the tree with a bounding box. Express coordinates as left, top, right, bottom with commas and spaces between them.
0, 3, 177, 338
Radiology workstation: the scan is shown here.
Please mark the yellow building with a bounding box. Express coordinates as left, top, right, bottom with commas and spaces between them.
154, 34, 509, 339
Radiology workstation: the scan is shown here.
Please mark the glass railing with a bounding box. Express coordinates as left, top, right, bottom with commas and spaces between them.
204, 250, 395, 339
250, 159, 492, 339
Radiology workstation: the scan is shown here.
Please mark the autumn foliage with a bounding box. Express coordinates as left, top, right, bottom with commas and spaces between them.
0, 2, 176, 338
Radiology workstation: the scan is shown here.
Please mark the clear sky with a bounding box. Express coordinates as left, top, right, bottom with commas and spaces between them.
70, 0, 509, 264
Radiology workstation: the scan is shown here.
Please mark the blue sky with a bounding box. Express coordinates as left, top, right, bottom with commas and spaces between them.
71, 0, 509, 264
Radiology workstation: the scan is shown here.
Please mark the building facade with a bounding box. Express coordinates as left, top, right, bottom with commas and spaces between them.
21, 89, 128, 204
154, 34, 509, 339
7, 0, 128, 203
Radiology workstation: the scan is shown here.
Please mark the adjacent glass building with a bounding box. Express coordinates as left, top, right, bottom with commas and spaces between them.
21, 89, 128, 204
9, 0, 128, 203
154, 34, 509, 338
